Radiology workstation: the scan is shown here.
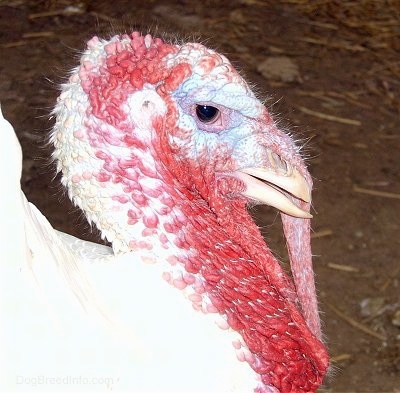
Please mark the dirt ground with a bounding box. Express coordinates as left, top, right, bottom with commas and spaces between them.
1, 1, 399, 392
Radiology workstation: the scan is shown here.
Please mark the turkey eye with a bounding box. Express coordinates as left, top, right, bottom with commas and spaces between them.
195, 105, 219, 123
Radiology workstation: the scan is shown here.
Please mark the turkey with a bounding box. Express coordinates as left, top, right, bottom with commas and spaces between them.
1, 32, 329, 392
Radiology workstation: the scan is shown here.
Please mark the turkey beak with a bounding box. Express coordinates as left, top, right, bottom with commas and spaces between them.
234, 165, 312, 219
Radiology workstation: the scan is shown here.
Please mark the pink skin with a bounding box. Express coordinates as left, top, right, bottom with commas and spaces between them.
53, 32, 329, 392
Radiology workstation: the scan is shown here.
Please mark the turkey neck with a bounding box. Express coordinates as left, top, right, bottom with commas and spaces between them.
119, 163, 329, 392
53, 107, 328, 391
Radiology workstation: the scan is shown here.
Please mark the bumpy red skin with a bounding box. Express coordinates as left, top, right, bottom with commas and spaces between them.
57, 32, 329, 392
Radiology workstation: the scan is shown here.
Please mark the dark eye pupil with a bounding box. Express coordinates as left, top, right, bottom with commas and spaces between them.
196, 105, 219, 123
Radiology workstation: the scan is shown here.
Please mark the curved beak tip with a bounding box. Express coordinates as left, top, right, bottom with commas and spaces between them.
234, 167, 312, 219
